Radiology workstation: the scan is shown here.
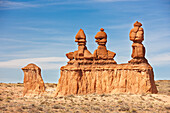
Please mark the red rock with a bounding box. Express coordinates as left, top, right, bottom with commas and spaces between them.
66, 29, 93, 62
54, 22, 158, 96
22, 63, 45, 97
93, 28, 116, 61
55, 63, 157, 96
129, 21, 147, 64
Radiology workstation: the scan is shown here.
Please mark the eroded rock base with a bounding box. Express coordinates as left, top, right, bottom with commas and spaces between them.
55, 62, 158, 96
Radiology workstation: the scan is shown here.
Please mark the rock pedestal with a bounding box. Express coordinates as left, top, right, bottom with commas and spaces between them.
22, 63, 45, 97
55, 23, 158, 96
55, 63, 157, 96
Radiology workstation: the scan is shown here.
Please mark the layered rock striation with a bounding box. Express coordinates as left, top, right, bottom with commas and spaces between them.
55, 22, 158, 96
56, 63, 157, 96
22, 63, 45, 97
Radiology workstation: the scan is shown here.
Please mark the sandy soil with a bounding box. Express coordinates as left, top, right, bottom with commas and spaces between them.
0, 81, 170, 113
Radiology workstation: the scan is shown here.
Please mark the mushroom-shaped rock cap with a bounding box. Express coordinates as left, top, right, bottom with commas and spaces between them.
75, 29, 86, 39
134, 21, 142, 27
22, 63, 40, 70
95, 28, 107, 39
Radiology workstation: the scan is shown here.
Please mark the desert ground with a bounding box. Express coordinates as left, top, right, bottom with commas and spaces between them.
0, 80, 170, 113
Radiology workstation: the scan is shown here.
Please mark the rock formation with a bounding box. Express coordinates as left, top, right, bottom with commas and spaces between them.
66, 29, 93, 60
93, 28, 116, 64
129, 21, 148, 64
66, 29, 93, 65
55, 23, 158, 96
22, 63, 45, 97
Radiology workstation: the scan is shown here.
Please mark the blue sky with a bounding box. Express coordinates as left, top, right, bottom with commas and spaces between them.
0, 0, 170, 83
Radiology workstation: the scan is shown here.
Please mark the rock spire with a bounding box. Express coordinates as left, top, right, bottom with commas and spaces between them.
66, 29, 93, 63
129, 21, 148, 64
93, 28, 116, 62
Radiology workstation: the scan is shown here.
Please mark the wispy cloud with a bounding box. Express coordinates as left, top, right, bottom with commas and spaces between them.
105, 24, 131, 29
93, 0, 137, 2
0, 57, 68, 70
3, 52, 169, 70
144, 28, 170, 54
16, 27, 62, 35
0, 38, 39, 44
148, 52, 170, 66
0, 0, 139, 10
0, 0, 38, 10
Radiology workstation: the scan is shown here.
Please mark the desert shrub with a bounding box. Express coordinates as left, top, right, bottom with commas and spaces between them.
6, 84, 12, 87
148, 105, 153, 108
131, 108, 137, 113
108, 107, 114, 111
0, 98, 3, 101
91, 97, 97, 101
141, 93, 147, 96
102, 99, 106, 101
67, 94, 75, 98
38, 107, 43, 111
114, 97, 119, 100
17, 83, 23, 87
100, 93, 110, 97
117, 100, 123, 104
118, 106, 130, 111
165, 105, 170, 110
140, 96, 145, 100
100, 94, 106, 97
6, 97, 12, 100
40, 101, 49, 105
74, 110, 81, 113
80, 107, 89, 112
17, 108, 23, 112
84, 97, 88, 100
22, 106, 29, 109
31, 104, 35, 107
155, 84, 159, 86
45, 83, 57, 88
91, 106, 100, 111
53, 105, 65, 109
58, 96, 63, 99
93, 102, 99, 105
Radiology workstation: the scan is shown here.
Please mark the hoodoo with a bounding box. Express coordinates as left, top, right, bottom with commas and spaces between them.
22, 63, 45, 97
55, 22, 158, 96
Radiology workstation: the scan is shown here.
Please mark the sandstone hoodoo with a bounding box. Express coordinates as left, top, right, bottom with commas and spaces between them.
129, 21, 148, 64
66, 29, 93, 63
93, 28, 116, 64
55, 22, 158, 96
22, 63, 45, 97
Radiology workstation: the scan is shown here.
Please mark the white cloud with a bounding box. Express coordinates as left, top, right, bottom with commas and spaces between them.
148, 53, 170, 66
0, 0, 38, 9
105, 24, 131, 29
17, 27, 61, 35
0, 57, 68, 70
0, 0, 139, 10
144, 29, 170, 54
93, 0, 137, 2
